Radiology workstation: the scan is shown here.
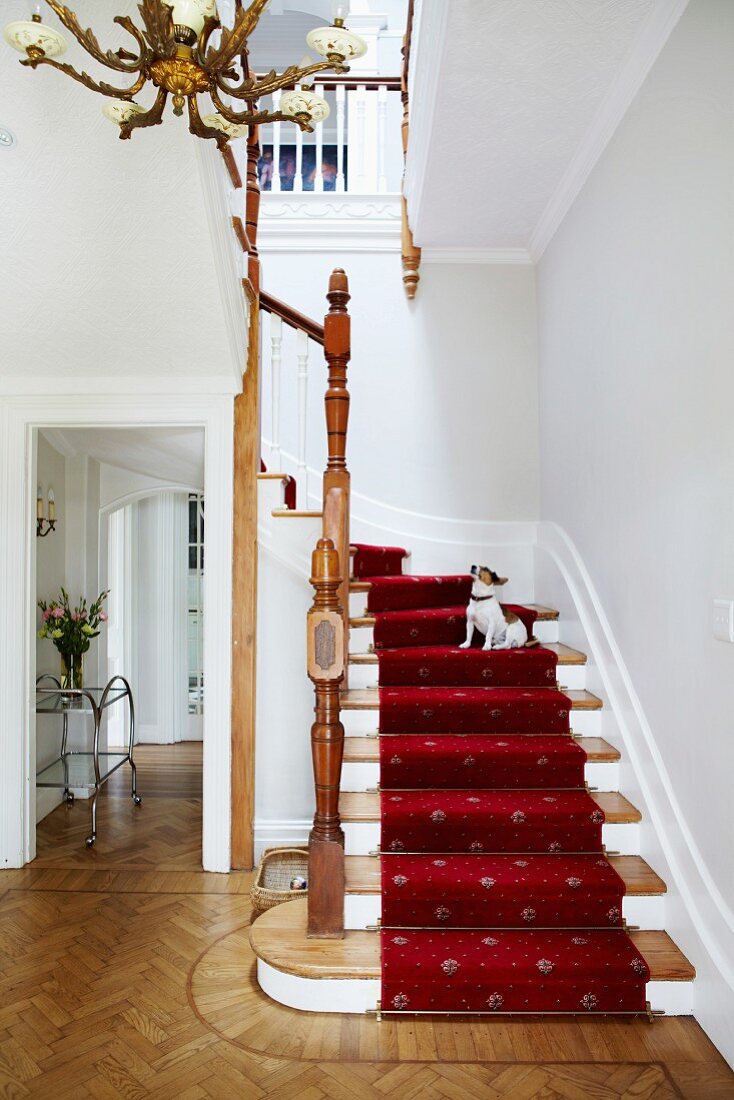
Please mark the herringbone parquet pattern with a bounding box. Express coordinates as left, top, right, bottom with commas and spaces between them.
0, 746, 730, 1098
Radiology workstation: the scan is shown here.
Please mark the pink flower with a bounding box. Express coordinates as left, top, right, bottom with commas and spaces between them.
52, 608, 65, 619
99, 612, 108, 622
42, 609, 51, 621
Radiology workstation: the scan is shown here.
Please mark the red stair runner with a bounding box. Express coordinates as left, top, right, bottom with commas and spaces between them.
352, 543, 407, 578
355, 543, 649, 1016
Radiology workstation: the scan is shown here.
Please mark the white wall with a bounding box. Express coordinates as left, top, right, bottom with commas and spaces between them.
261, 253, 540, 524
535, 0, 734, 1059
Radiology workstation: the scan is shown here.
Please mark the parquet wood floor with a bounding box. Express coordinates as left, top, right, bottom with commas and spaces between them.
0, 745, 730, 1098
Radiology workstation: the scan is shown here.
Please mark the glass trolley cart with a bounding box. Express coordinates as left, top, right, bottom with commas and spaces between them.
35, 675, 141, 847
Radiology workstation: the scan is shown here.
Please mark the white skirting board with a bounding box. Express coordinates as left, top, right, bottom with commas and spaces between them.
257, 959, 692, 1016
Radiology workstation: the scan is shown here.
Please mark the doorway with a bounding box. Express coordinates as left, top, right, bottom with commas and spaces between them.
0, 394, 234, 873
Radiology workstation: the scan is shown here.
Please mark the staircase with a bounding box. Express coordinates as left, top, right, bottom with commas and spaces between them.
250, 546, 695, 1018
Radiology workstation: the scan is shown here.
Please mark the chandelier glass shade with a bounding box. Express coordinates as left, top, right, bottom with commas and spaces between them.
3, 1, 367, 148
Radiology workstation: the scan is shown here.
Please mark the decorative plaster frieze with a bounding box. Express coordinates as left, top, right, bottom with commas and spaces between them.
259, 193, 401, 253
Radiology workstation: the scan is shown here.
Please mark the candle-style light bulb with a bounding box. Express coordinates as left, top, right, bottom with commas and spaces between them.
332, 2, 349, 25
37, 484, 43, 520
47, 488, 55, 522
32, 4, 43, 19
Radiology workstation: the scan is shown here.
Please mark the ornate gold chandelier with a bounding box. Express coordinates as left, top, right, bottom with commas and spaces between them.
4, 1, 367, 147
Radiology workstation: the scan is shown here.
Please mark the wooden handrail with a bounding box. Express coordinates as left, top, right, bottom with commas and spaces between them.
306, 537, 346, 938
260, 291, 325, 346
256, 74, 401, 91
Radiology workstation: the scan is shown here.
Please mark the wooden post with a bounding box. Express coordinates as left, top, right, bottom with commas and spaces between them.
230, 124, 262, 870
401, 0, 421, 299
307, 538, 345, 938
321, 270, 352, 684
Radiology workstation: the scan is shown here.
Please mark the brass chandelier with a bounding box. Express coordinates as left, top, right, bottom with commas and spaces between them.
3, 1, 367, 147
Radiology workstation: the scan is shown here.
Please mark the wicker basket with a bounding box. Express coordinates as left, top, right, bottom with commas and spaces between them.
250, 847, 309, 914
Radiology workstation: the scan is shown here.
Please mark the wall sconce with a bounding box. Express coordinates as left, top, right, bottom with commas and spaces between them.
36, 485, 56, 538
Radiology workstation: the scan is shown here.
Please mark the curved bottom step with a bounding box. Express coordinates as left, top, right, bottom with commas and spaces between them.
250, 899, 695, 1017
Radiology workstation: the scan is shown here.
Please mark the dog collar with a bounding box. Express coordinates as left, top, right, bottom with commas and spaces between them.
470, 594, 494, 602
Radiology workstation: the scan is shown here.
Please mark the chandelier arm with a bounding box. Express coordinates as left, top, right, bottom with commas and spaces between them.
196, 15, 222, 62
202, 0, 270, 75
42, 1, 145, 72
187, 95, 230, 151
119, 86, 168, 140
137, 0, 177, 59
214, 59, 348, 101
21, 55, 148, 99
210, 86, 315, 134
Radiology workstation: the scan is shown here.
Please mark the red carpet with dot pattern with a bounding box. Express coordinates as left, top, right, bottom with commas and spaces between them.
356, 544, 650, 1016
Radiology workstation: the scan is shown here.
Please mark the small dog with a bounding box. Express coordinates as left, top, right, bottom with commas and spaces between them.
459, 565, 537, 651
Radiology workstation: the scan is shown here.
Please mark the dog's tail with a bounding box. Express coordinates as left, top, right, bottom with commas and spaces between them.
524, 635, 540, 648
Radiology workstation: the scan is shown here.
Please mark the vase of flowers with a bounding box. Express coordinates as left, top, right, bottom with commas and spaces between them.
38, 588, 109, 690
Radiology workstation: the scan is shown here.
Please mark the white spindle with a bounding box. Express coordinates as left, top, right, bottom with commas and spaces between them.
295, 114, 304, 194
355, 84, 367, 192
315, 83, 324, 192
272, 90, 282, 193
336, 83, 346, 193
270, 315, 283, 465
296, 329, 309, 506
377, 83, 388, 194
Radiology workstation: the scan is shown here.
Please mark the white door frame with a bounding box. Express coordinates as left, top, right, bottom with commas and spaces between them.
0, 393, 234, 873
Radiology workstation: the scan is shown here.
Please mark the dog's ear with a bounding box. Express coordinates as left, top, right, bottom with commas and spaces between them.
491, 571, 509, 586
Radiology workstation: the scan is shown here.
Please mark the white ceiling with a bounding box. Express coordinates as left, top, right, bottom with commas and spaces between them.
42, 426, 205, 488
407, 0, 685, 257
0, 0, 238, 387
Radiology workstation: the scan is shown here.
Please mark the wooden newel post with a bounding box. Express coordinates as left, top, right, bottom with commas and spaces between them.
322, 269, 352, 683
307, 537, 346, 938
246, 125, 261, 294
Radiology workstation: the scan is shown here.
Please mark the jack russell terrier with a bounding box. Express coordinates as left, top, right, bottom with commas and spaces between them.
459, 565, 538, 651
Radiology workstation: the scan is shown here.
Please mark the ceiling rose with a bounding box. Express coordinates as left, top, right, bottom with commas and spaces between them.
3, 1, 367, 148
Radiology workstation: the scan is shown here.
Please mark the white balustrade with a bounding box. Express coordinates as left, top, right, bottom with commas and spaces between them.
269, 314, 283, 465
377, 83, 388, 195
296, 329, 309, 506
257, 82, 402, 195
314, 83, 324, 194
271, 90, 282, 193
336, 84, 346, 193
295, 114, 304, 194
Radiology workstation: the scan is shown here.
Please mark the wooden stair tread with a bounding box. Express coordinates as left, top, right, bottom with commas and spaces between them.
343, 735, 620, 764
349, 642, 586, 667
272, 509, 322, 518
342, 688, 603, 711
257, 472, 290, 481
343, 855, 665, 897
249, 900, 693, 982
339, 790, 641, 824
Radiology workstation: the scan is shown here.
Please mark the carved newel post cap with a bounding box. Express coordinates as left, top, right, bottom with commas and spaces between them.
310, 537, 340, 586
327, 268, 350, 311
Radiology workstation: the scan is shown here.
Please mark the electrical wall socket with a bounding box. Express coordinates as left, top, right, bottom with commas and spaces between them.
713, 599, 734, 643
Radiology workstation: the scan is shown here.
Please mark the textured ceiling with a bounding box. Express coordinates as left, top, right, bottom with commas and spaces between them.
0, 0, 237, 385
408, 0, 658, 250
42, 426, 205, 487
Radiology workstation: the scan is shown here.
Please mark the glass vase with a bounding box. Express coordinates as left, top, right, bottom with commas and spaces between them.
60, 652, 84, 690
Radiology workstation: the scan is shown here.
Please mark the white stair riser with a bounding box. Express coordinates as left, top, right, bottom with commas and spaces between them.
342, 708, 602, 739
350, 591, 369, 618
348, 662, 586, 691
340, 760, 620, 792
348, 617, 560, 656
344, 820, 640, 857
258, 960, 691, 1016
344, 892, 664, 932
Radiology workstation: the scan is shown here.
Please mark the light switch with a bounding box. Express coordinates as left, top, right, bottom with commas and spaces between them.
713, 599, 734, 642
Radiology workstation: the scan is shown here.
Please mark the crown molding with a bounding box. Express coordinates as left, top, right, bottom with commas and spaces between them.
422, 247, 532, 266
403, 0, 450, 244
530, 0, 690, 262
